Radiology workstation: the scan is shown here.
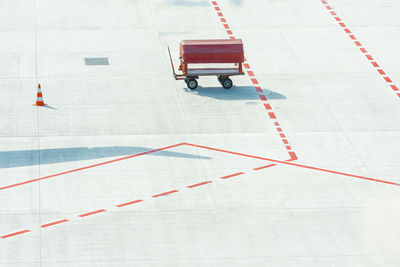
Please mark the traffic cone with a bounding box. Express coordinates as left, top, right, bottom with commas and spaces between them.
34, 84, 46, 106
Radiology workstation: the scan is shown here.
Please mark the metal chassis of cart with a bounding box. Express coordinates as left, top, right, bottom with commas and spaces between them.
168, 47, 244, 90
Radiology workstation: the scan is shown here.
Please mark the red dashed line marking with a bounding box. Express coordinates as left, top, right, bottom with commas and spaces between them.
321, 0, 400, 100
41, 219, 69, 228
152, 190, 179, 198
79, 209, 107, 218
116, 199, 143, 208
1, 230, 30, 239
251, 78, 259, 84
259, 95, 267, 101
187, 181, 212, 188
285, 145, 292, 150
226, 30, 233, 35
255, 86, 262, 92
276, 127, 282, 132
223, 24, 229, 29
243, 63, 250, 69
214, 6, 220, 11
217, 12, 223, 17
264, 103, 272, 110
268, 112, 276, 119
221, 172, 245, 179
247, 70, 254, 76
279, 133, 286, 138
253, 164, 276, 171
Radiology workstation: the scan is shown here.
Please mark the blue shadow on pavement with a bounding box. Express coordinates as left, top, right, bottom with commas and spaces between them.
0, 146, 210, 169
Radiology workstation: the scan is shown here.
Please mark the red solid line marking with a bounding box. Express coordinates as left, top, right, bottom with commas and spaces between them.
264, 103, 271, 110
41, 219, 69, 228
349, 35, 356, 40
354, 41, 361, 46
253, 164, 276, 171
366, 54, 373, 60
116, 199, 143, 208
247, 71, 254, 76
79, 209, 106, 217
187, 181, 212, 188
371, 62, 379, 67
259, 95, 267, 101
217, 12, 223, 17
334, 17, 341, 21
243, 63, 250, 69
384, 77, 392, 83
221, 172, 245, 179
251, 78, 258, 84
255, 86, 262, 92
184, 143, 400, 187
152, 190, 179, 198
360, 48, 367, 53
0, 143, 185, 191
339, 22, 346, 27
1, 230, 30, 239
391, 85, 399, 91
377, 69, 386, 75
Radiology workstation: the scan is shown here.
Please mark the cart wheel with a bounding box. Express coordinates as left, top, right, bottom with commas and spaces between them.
221, 78, 233, 89
218, 76, 223, 83
184, 79, 189, 84
187, 79, 198, 90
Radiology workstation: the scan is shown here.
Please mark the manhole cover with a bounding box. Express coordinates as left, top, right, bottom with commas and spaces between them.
84, 57, 109, 65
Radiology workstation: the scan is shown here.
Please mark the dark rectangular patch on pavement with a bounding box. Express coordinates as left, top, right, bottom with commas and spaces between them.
84, 57, 109, 65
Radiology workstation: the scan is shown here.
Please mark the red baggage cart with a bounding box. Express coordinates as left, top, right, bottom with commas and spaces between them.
168, 39, 245, 89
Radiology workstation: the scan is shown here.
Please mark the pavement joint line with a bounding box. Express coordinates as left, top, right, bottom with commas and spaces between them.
321, 0, 400, 100
211, 1, 298, 159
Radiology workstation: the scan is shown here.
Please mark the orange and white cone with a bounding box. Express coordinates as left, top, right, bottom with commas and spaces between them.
34, 83, 46, 106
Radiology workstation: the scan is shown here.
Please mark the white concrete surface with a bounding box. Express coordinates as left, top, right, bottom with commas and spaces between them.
1, 0, 400, 266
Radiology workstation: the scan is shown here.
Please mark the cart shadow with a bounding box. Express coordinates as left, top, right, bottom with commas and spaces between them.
184, 86, 286, 101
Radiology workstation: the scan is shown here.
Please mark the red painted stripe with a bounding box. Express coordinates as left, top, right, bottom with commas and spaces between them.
274, 122, 280, 126
384, 77, 392, 83
334, 17, 341, 21
217, 12, 223, 17
215, 7, 220, 11
365, 54, 373, 60
187, 181, 212, 188
279, 133, 286, 138
184, 143, 400, 187
377, 69, 386, 75
349, 35, 356, 40
259, 95, 267, 101
325, 5, 331, 10
285, 145, 292, 150
152, 190, 178, 198
282, 139, 289, 145
321, 0, 327, 4
360, 48, 367, 53
344, 28, 351, 33
289, 151, 298, 161
116, 199, 143, 208
212, 1, 217, 5
41, 219, 69, 228
264, 103, 271, 110
221, 172, 245, 179
229, 36, 235, 40
255, 86, 262, 92
391, 85, 399, 91
220, 18, 226, 22
268, 112, 276, 119
276, 127, 282, 132
0, 143, 185, 191
354, 41, 361, 46
330, 11, 336, 15
253, 164, 276, 171
79, 209, 106, 217
339, 22, 346, 27
371, 62, 379, 67
251, 78, 258, 84
247, 71, 254, 76
1, 230, 30, 238
397, 93, 400, 98
243, 63, 250, 69
223, 23, 229, 29
227, 30, 233, 34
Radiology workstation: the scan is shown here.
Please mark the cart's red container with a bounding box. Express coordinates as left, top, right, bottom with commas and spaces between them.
180, 39, 244, 64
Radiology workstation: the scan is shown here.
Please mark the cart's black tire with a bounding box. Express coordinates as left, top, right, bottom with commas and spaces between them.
187, 79, 198, 90
222, 78, 233, 89
218, 76, 223, 83
184, 79, 189, 84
